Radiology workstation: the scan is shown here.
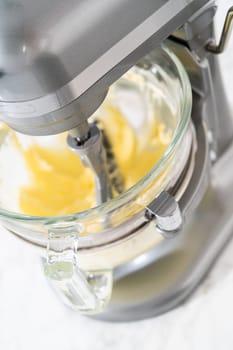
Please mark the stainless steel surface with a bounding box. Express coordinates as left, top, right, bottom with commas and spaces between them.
0, 0, 209, 135
67, 123, 112, 204
145, 191, 183, 237
69, 121, 90, 143
206, 6, 233, 54
172, 1, 217, 55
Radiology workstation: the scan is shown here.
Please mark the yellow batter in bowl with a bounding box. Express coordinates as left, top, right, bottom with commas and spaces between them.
6, 103, 171, 217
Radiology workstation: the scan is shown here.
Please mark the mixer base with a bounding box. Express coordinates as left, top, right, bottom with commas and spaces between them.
93, 141, 233, 322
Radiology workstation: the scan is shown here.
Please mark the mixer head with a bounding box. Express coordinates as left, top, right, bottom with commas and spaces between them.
0, 0, 211, 136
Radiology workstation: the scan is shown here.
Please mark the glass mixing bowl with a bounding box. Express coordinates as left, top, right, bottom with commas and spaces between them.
0, 45, 193, 314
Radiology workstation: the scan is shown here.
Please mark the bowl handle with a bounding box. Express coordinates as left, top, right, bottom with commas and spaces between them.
43, 225, 112, 314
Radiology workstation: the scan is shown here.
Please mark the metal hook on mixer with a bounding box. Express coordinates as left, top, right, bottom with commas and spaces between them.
67, 123, 113, 205
206, 6, 233, 54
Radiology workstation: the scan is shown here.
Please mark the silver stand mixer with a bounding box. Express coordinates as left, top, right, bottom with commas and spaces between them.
1, 0, 233, 321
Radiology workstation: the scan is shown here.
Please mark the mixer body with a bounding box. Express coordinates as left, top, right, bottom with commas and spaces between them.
1, 0, 233, 321
96, 4, 233, 320
96, 26, 233, 320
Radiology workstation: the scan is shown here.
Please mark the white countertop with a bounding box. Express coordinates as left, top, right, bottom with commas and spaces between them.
1, 2, 233, 349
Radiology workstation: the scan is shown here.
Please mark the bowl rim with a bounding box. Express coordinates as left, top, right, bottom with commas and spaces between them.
0, 44, 192, 224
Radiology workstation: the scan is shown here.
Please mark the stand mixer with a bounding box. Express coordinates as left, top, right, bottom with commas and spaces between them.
0, 0, 233, 322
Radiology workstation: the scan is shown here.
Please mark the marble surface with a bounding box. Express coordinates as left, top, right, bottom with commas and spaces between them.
1, 2, 233, 349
